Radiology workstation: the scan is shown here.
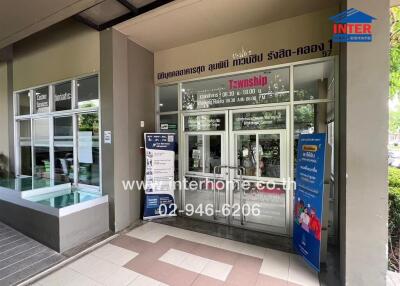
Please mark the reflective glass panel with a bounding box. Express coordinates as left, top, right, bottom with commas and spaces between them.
204, 135, 221, 174
18, 91, 30, 115
77, 76, 99, 108
159, 85, 178, 112
33, 118, 50, 178
294, 61, 334, 101
54, 117, 74, 183
188, 135, 203, 172
54, 81, 72, 111
78, 113, 100, 186
19, 120, 32, 176
34, 86, 50, 113
259, 134, 281, 178
237, 135, 257, 176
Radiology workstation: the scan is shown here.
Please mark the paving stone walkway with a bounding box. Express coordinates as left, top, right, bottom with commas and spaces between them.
0, 221, 64, 285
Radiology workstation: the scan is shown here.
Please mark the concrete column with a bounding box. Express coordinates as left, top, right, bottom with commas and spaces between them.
0, 46, 14, 177
100, 29, 154, 232
339, 0, 389, 285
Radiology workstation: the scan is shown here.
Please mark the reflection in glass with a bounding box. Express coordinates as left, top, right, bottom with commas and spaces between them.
232, 182, 286, 228
293, 103, 330, 173
160, 114, 178, 134
33, 119, 50, 178
237, 135, 257, 176
259, 134, 280, 178
34, 86, 49, 113
294, 61, 334, 101
204, 135, 221, 174
188, 135, 203, 172
19, 120, 32, 176
233, 110, 286, 131
55, 82, 72, 111
184, 176, 226, 219
78, 113, 99, 186
77, 76, 99, 108
54, 117, 74, 183
18, 91, 30, 115
159, 85, 178, 112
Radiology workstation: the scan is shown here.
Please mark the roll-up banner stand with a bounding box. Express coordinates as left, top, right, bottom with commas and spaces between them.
293, 133, 326, 272
143, 133, 176, 220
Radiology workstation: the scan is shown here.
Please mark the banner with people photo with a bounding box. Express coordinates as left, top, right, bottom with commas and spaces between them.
293, 133, 326, 272
143, 133, 176, 219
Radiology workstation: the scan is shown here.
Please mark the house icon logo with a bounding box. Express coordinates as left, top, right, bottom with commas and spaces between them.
330, 8, 376, 43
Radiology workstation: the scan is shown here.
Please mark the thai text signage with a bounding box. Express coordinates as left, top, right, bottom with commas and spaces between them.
293, 133, 326, 271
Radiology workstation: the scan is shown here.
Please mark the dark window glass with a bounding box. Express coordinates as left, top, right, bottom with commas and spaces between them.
34, 87, 49, 113
159, 85, 178, 112
77, 76, 99, 108
19, 120, 31, 176
18, 91, 30, 115
54, 117, 74, 183
55, 82, 72, 111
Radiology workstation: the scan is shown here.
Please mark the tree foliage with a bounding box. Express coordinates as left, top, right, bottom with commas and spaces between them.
391, 7, 400, 99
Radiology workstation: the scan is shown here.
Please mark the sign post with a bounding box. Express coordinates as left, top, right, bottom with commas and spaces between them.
143, 133, 176, 219
293, 133, 326, 272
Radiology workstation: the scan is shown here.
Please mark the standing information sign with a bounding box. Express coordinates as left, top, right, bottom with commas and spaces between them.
293, 133, 326, 271
143, 133, 176, 219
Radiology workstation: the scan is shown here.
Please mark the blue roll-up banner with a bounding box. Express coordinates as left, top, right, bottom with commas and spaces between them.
293, 133, 326, 272
143, 133, 176, 219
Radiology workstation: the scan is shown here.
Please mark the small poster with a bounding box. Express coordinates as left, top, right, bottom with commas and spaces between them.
143, 133, 176, 219
293, 133, 326, 272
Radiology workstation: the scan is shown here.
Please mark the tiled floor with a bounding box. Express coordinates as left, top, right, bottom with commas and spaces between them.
0, 222, 64, 286
35, 222, 319, 286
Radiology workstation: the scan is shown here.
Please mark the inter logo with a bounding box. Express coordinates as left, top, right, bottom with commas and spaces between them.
330, 8, 376, 43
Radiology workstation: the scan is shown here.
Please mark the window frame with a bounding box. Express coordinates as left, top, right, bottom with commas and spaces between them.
13, 73, 101, 193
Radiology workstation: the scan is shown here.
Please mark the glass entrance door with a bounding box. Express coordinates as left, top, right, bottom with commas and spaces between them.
182, 112, 228, 222
229, 107, 289, 234
181, 106, 290, 234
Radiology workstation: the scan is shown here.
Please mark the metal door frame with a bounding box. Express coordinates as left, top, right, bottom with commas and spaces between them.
228, 105, 290, 235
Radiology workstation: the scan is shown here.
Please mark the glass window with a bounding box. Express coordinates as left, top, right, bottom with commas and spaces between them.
18, 91, 30, 115
33, 118, 50, 178
204, 135, 222, 174
184, 114, 225, 132
259, 134, 281, 178
237, 135, 257, 176
54, 117, 74, 183
182, 67, 289, 110
34, 86, 50, 113
78, 113, 100, 186
160, 114, 178, 133
188, 135, 203, 172
294, 61, 334, 101
159, 85, 178, 112
294, 103, 333, 173
54, 81, 72, 111
19, 120, 32, 176
233, 110, 286, 131
77, 75, 99, 108
160, 114, 179, 180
